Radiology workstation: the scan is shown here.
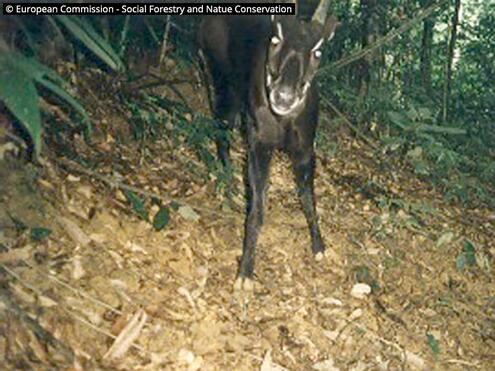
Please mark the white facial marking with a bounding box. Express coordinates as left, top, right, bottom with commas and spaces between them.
311, 38, 324, 52
266, 72, 272, 86
270, 96, 302, 116
271, 36, 281, 46
314, 50, 322, 59
302, 82, 311, 94
269, 87, 309, 117
276, 22, 283, 40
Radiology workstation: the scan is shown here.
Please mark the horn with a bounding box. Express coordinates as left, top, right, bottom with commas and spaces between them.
312, 0, 330, 25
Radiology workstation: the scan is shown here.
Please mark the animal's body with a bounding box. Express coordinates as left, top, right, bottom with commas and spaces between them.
198, 0, 338, 290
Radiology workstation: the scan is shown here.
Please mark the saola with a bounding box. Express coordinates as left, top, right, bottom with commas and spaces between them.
198, 0, 339, 291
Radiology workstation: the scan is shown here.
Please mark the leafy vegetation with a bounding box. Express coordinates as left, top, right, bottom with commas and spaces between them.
0, 4, 493, 368
320, 0, 494, 207
0, 0, 493, 208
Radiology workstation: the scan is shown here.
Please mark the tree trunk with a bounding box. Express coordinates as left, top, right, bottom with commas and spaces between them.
358, 0, 380, 99
443, 0, 461, 122
420, 0, 435, 95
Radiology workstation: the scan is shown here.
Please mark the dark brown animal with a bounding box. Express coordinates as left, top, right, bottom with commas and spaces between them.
198, 0, 339, 291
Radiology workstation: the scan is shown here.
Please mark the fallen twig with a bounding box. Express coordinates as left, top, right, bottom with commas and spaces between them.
55, 157, 238, 219
1, 264, 148, 356
0, 284, 75, 365
103, 309, 148, 360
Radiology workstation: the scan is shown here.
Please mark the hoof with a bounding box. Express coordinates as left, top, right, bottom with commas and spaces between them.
314, 251, 326, 262
233, 277, 254, 292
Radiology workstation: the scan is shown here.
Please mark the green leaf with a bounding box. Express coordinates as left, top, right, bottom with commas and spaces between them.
0, 51, 91, 157
152, 206, 170, 231
39, 78, 90, 129
169, 201, 180, 211
354, 265, 371, 284
456, 253, 467, 271
30, 227, 52, 242
436, 232, 454, 248
406, 107, 420, 121
416, 124, 466, 135
26, 56, 91, 130
417, 107, 432, 120
0, 54, 42, 158
54, 16, 124, 72
371, 215, 382, 227
411, 159, 430, 176
463, 240, 476, 266
123, 190, 149, 221
387, 111, 409, 129
427, 333, 440, 358
456, 240, 476, 271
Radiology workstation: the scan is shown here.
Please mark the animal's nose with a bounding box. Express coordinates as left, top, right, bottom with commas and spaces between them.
275, 87, 295, 105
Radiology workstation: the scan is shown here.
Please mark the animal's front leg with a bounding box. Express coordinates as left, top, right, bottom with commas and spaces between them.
235, 141, 273, 291
290, 150, 326, 260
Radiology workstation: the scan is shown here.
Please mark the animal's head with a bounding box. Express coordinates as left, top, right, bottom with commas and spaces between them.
265, 0, 339, 116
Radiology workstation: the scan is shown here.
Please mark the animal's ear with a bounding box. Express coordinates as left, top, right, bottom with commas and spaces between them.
323, 16, 340, 41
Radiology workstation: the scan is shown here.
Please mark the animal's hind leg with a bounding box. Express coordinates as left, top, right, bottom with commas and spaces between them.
213, 86, 241, 168
198, 48, 237, 168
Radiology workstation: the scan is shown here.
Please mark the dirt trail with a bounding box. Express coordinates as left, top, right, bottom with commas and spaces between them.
1, 69, 494, 370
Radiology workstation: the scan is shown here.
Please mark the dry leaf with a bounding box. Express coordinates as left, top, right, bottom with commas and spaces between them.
72, 255, 86, 280
404, 350, 426, 370
0, 245, 32, 263
58, 216, 91, 246
38, 295, 58, 308
348, 308, 363, 321
104, 309, 147, 360
313, 357, 339, 371
321, 297, 343, 306
178, 206, 200, 222
260, 349, 286, 371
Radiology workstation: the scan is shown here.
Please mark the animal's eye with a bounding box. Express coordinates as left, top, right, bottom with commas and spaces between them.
271, 36, 281, 46
314, 50, 322, 59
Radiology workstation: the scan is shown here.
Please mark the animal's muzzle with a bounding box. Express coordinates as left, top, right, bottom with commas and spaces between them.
269, 85, 306, 116
272, 86, 296, 107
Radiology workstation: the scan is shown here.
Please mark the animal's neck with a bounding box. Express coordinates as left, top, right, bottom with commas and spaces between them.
249, 42, 271, 114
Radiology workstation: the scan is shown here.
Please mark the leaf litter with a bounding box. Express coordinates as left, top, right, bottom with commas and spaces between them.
0, 67, 494, 370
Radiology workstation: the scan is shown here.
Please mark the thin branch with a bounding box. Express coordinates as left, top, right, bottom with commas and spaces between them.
159, 15, 172, 66
320, 96, 378, 150
0, 280, 75, 364
55, 157, 238, 219
1, 265, 147, 355
319, 0, 448, 74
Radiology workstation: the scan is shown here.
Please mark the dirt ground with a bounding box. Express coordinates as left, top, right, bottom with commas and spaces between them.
0, 64, 494, 370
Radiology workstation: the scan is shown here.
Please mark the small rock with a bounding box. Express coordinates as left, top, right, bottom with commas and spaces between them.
321, 297, 343, 306
177, 348, 195, 364
350, 283, 371, 299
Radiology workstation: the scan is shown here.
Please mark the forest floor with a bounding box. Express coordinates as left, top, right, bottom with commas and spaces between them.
0, 61, 494, 370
